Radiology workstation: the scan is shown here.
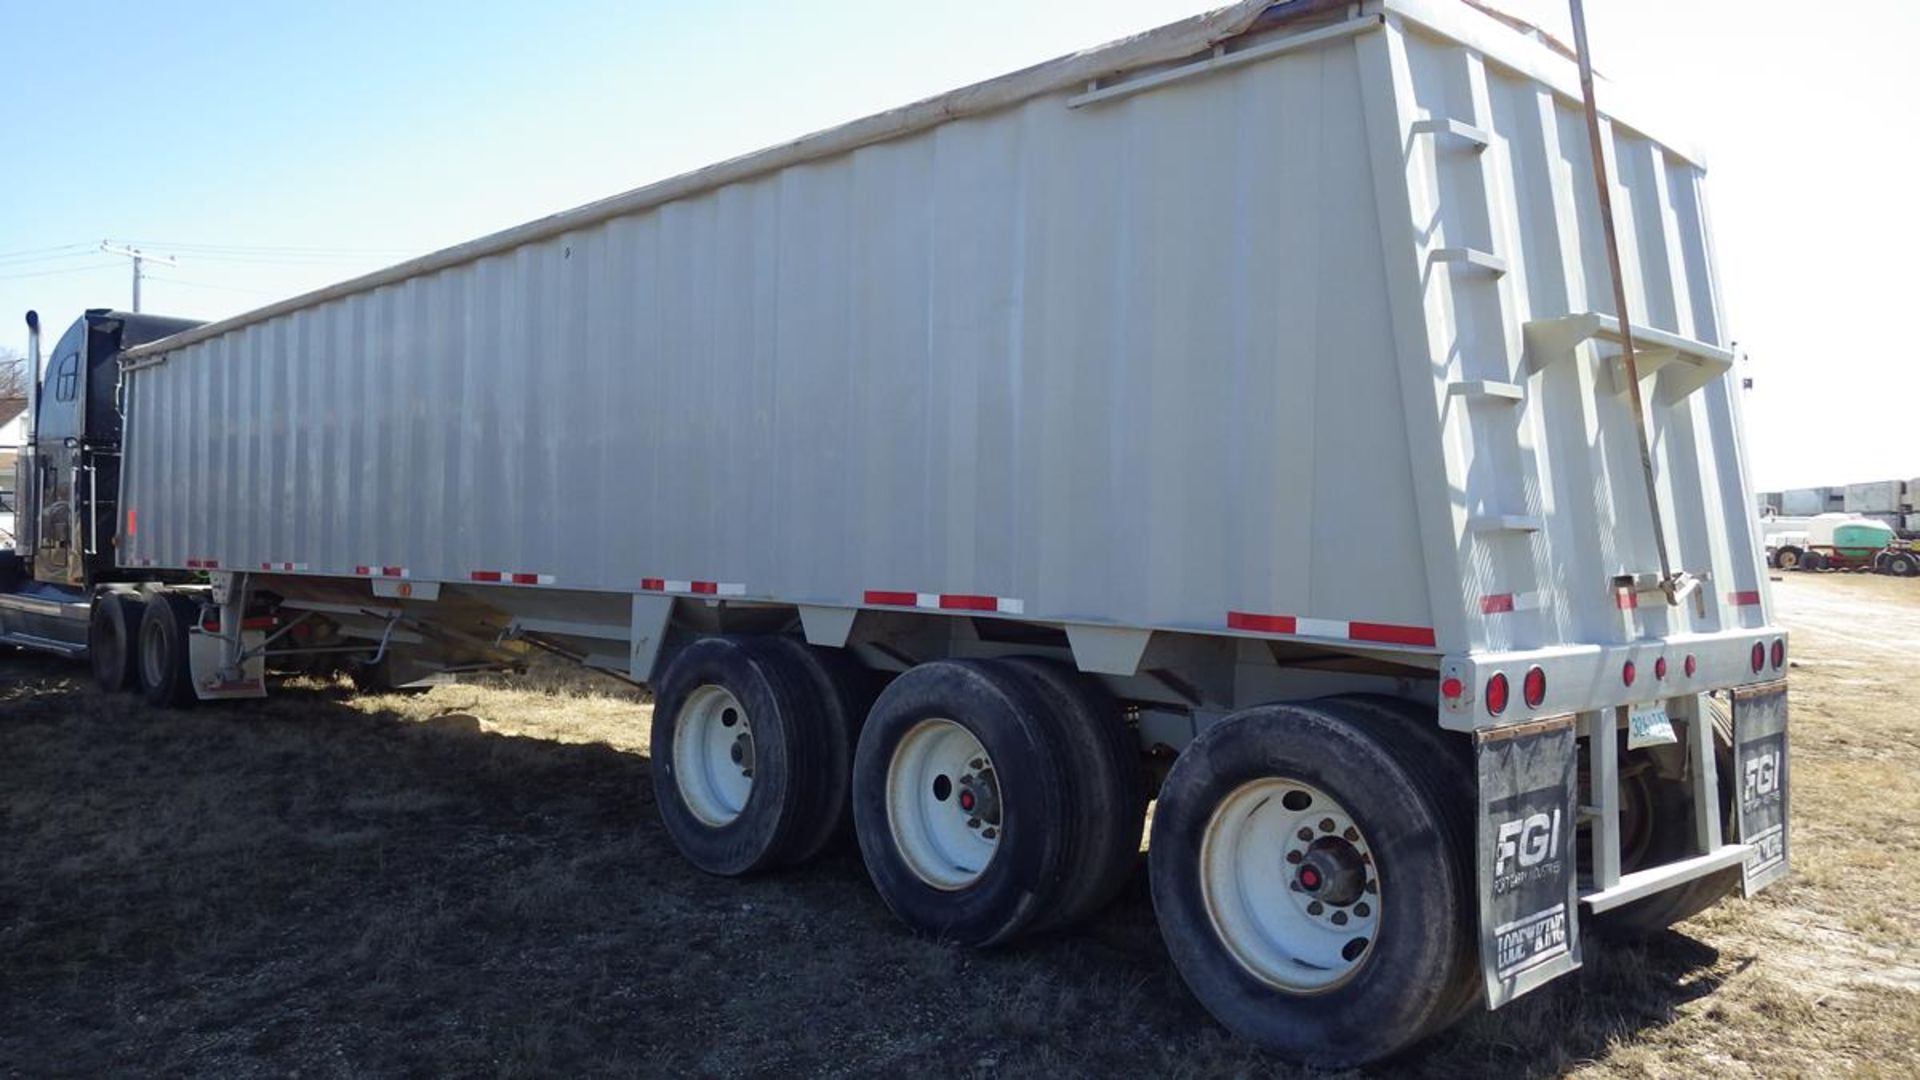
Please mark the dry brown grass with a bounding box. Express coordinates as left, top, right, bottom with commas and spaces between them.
2, 575, 1918, 1077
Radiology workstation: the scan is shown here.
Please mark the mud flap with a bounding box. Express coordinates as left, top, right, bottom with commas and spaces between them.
1732, 680, 1790, 896
1475, 715, 1582, 1008
188, 627, 268, 700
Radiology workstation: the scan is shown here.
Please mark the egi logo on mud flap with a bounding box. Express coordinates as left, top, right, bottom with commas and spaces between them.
1743, 746, 1782, 809
1492, 807, 1563, 896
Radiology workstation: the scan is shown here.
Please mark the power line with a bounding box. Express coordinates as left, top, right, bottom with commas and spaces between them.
0, 246, 98, 268
0, 260, 122, 282
0, 241, 92, 262
123, 239, 414, 256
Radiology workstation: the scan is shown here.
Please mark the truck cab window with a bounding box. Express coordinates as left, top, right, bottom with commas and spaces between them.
54, 352, 79, 402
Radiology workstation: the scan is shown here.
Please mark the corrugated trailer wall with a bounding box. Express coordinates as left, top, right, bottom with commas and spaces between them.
122, 11, 1433, 638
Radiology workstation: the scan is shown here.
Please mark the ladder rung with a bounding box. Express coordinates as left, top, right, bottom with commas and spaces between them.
1447, 379, 1524, 402
1468, 514, 1543, 534
1429, 247, 1507, 275
1410, 117, 1490, 151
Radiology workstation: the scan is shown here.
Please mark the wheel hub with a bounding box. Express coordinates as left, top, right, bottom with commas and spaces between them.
887, 719, 1002, 890
956, 765, 1001, 832
671, 685, 757, 827
1295, 838, 1366, 906
1200, 777, 1381, 991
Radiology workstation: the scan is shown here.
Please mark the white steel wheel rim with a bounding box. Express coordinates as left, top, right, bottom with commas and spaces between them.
672, 685, 756, 827
886, 718, 1001, 890
1199, 778, 1381, 993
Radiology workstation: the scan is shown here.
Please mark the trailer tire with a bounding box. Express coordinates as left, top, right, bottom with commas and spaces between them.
1316, 694, 1483, 1026
137, 590, 200, 709
996, 656, 1147, 932
90, 592, 147, 693
750, 636, 877, 865
1883, 552, 1918, 577
852, 660, 1073, 947
650, 636, 827, 877
1149, 703, 1474, 1068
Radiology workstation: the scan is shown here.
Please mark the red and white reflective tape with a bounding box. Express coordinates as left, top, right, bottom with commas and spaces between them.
641, 578, 746, 597
185, 557, 221, 570
354, 565, 412, 579
864, 590, 1026, 616
1227, 610, 1435, 647
1614, 585, 1639, 610
258, 562, 310, 573
1726, 590, 1763, 607
1478, 591, 1548, 615
471, 570, 556, 586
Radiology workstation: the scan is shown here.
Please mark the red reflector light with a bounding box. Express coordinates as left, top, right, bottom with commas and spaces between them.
1685, 654, 1697, 678
1751, 642, 1766, 673
1622, 660, 1636, 687
1771, 639, 1786, 670
1654, 657, 1668, 680
1485, 673, 1509, 715
1522, 666, 1546, 708
1440, 676, 1464, 699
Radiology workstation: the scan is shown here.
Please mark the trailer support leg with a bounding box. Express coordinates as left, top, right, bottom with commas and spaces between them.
213, 572, 252, 684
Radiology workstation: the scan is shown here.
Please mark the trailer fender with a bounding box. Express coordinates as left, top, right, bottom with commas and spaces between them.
1473, 716, 1582, 1009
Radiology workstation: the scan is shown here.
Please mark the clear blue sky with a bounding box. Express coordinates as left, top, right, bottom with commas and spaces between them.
2, 0, 1914, 490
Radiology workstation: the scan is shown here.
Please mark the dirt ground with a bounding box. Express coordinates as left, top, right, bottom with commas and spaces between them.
3, 574, 1917, 1078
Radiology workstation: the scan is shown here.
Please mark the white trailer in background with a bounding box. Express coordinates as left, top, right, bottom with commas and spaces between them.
6, 0, 1789, 1065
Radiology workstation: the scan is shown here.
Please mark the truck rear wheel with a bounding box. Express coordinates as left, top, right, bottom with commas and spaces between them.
852, 659, 1078, 947
1882, 551, 1918, 577
1772, 546, 1802, 570
650, 635, 840, 876
137, 590, 200, 709
90, 592, 147, 693
1148, 703, 1475, 1067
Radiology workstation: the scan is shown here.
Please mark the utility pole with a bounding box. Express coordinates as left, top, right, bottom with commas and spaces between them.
98, 241, 176, 313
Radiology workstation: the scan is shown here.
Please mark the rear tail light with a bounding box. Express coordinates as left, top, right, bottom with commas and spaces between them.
1654, 656, 1668, 681
1522, 666, 1546, 709
1440, 676, 1464, 700
1622, 660, 1637, 687
1771, 639, 1786, 670
1751, 642, 1766, 674
1684, 654, 1698, 678
1485, 673, 1510, 715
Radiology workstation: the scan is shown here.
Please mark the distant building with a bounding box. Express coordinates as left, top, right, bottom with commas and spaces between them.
0, 404, 23, 484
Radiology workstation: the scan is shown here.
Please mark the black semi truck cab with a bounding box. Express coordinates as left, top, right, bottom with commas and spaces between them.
0, 309, 200, 653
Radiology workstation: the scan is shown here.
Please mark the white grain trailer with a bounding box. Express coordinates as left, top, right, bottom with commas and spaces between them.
14, 0, 1792, 1065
